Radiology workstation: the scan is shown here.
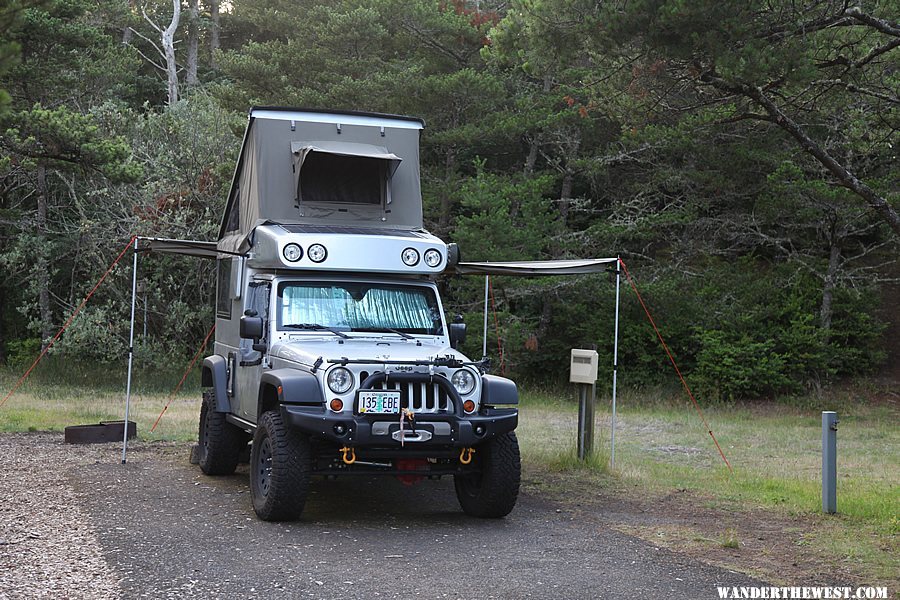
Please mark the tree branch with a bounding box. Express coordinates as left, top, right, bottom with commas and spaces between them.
845, 7, 900, 37
702, 73, 900, 237
127, 26, 166, 61
853, 37, 900, 68
812, 79, 899, 104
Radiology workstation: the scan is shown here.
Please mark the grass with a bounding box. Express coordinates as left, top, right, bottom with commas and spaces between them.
0, 363, 201, 441
517, 386, 899, 585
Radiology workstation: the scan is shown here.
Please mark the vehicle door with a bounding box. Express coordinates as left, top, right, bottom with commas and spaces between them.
234, 281, 270, 421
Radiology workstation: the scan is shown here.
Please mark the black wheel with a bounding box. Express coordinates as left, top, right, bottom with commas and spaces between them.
198, 389, 247, 475
250, 410, 312, 521
454, 431, 521, 518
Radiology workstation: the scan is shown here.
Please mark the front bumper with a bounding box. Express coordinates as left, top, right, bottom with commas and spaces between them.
281, 404, 518, 448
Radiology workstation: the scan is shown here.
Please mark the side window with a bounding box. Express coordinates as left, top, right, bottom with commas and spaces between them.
247, 282, 270, 333
224, 186, 240, 232
299, 154, 385, 205
241, 282, 270, 363
216, 259, 232, 318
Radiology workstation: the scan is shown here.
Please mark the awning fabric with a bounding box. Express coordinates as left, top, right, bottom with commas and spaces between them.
136, 237, 618, 276
452, 258, 618, 276
136, 237, 224, 259
290, 141, 403, 177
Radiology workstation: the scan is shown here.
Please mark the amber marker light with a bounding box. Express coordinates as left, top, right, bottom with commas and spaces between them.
463, 400, 476, 413
330, 398, 344, 412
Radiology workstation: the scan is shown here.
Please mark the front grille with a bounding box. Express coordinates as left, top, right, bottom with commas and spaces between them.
372, 380, 452, 413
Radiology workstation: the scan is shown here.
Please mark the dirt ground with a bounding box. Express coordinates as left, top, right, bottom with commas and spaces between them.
0, 433, 887, 599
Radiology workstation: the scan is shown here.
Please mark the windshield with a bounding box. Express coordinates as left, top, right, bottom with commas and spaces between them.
277, 282, 443, 335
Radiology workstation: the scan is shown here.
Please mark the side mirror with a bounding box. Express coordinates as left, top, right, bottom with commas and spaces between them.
449, 322, 467, 349
240, 315, 263, 340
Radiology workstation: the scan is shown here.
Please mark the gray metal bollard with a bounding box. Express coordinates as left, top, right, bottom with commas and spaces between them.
822, 411, 838, 514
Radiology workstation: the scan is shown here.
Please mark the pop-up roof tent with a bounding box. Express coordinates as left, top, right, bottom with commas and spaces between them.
216, 107, 426, 256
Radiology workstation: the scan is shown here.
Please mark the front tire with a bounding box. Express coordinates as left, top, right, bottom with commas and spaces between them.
454, 432, 521, 518
250, 410, 312, 521
198, 389, 246, 476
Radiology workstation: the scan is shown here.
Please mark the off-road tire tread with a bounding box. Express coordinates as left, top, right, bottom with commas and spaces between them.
251, 410, 311, 521
198, 389, 246, 475
455, 431, 521, 518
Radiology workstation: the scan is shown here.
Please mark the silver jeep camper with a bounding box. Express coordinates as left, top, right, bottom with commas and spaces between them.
198, 108, 520, 521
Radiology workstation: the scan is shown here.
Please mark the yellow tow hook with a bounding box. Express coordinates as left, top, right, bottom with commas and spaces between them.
459, 447, 476, 465
340, 446, 356, 465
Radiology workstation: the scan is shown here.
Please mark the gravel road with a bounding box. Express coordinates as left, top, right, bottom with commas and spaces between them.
1, 433, 765, 599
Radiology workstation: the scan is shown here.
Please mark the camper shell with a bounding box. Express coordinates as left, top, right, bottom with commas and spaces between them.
197, 108, 520, 521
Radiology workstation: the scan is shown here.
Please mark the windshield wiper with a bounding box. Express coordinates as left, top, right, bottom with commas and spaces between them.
352, 327, 415, 340
283, 323, 349, 339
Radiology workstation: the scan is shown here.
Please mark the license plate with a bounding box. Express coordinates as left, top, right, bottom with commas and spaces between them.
357, 390, 401, 414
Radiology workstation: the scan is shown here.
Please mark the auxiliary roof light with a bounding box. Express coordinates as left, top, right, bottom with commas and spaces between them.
423, 249, 442, 268
308, 243, 328, 263
283, 243, 303, 262
401, 247, 420, 267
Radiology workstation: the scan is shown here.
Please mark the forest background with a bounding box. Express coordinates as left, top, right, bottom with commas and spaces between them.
0, 0, 897, 402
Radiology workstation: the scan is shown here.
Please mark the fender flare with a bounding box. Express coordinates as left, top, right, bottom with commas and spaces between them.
258, 369, 325, 416
201, 355, 231, 413
481, 374, 519, 406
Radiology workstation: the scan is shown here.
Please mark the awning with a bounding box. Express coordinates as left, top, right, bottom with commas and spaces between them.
291, 141, 403, 177
451, 258, 618, 276
136, 237, 229, 259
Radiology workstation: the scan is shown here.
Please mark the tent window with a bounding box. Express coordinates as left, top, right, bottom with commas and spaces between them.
224, 186, 240, 232
299, 153, 385, 205
216, 259, 232, 318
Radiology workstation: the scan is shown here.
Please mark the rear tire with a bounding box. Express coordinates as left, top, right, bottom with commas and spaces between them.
454, 432, 521, 518
198, 389, 246, 476
250, 410, 312, 521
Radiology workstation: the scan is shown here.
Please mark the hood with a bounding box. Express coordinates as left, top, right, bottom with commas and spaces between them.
270, 336, 469, 367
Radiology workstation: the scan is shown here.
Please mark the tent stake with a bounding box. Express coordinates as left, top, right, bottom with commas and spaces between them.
122, 238, 139, 464
611, 256, 621, 470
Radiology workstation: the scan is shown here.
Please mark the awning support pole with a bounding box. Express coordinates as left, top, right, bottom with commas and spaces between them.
611, 256, 621, 470
482, 275, 489, 358
122, 238, 139, 464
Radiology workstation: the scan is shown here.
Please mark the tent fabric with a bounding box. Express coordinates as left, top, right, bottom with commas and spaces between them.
451, 258, 618, 276
220, 110, 424, 241
137, 237, 229, 259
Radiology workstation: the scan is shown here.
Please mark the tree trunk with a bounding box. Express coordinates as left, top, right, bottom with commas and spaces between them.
438, 149, 456, 235
0, 285, 6, 365
122, 0, 135, 43
186, 0, 199, 86
36, 162, 52, 350
820, 241, 841, 338
559, 171, 573, 225
163, 0, 181, 105
209, 0, 220, 68
523, 137, 539, 175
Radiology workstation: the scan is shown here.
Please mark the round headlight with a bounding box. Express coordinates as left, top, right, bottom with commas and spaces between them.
308, 243, 327, 263
327, 367, 354, 395
423, 249, 442, 268
451, 369, 476, 395
283, 243, 303, 262
401, 247, 420, 266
